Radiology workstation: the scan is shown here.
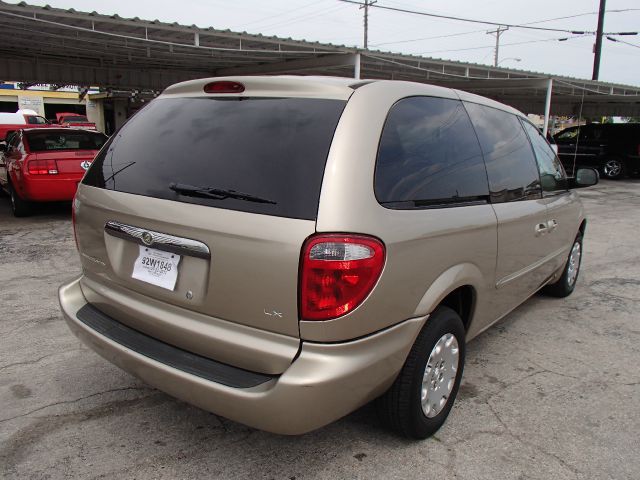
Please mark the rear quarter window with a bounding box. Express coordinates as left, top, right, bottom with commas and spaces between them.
83, 97, 346, 221
374, 96, 489, 208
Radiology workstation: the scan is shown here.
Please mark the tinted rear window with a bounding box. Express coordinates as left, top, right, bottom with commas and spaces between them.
464, 102, 541, 203
83, 97, 346, 220
26, 131, 107, 152
62, 116, 90, 123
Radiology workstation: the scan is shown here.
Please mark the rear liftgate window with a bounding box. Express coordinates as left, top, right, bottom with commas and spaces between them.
83, 97, 346, 220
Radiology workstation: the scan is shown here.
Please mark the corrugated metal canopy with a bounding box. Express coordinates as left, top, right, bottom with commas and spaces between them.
0, 1, 639, 116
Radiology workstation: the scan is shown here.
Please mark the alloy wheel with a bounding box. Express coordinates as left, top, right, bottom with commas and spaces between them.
603, 160, 622, 178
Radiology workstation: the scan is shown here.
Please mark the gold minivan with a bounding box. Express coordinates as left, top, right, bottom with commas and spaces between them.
59, 76, 598, 439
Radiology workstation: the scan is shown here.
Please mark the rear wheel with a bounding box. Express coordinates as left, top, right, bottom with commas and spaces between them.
601, 158, 625, 179
543, 234, 583, 298
376, 306, 465, 439
9, 183, 31, 217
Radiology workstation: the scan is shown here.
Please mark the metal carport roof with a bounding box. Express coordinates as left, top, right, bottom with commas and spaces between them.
0, 0, 639, 118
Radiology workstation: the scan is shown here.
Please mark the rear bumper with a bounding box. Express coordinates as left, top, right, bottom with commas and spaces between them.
59, 276, 426, 435
20, 174, 83, 201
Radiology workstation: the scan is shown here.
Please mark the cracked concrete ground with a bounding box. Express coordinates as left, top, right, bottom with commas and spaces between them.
1, 180, 639, 480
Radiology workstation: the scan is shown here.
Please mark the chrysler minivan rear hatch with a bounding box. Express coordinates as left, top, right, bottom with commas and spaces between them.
75, 92, 346, 360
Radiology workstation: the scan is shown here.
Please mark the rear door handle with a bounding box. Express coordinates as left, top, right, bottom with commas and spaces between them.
547, 219, 558, 232
535, 223, 548, 236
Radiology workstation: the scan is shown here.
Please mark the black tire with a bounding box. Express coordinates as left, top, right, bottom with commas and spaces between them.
543, 233, 583, 298
376, 306, 465, 439
601, 158, 626, 179
8, 183, 31, 217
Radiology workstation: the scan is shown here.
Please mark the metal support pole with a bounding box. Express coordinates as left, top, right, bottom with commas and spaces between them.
354, 52, 361, 79
592, 0, 606, 80
543, 78, 553, 138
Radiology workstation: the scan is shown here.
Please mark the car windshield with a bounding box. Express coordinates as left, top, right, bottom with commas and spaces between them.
26, 131, 107, 151
26, 116, 47, 125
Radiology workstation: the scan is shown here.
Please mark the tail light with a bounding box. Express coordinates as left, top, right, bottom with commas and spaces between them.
300, 234, 385, 321
203, 81, 245, 94
27, 159, 58, 175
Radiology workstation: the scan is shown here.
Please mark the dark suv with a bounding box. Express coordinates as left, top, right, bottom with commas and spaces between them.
554, 123, 640, 179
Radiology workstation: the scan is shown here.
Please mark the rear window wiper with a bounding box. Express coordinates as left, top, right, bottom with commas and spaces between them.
169, 183, 277, 205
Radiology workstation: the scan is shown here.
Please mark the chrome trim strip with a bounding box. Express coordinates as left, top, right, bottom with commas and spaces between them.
104, 221, 210, 259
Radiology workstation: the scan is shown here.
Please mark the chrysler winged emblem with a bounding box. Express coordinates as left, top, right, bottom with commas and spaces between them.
141, 231, 154, 246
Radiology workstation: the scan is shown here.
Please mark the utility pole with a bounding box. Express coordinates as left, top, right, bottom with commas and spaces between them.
360, 0, 376, 49
592, 0, 606, 80
487, 25, 508, 67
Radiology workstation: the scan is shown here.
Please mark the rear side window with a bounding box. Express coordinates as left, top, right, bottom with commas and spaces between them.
555, 127, 578, 141
581, 126, 606, 141
83, 97, 346, 221
464, 102, 541, 203
375, 96, 489, 208
26, 131, 107, 152
521, 120, 568, 193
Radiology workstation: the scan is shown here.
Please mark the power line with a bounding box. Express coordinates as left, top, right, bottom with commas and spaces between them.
371, 29, 487, 48
413, 34, 589, 55
607, 36, 640, 49
370, 9, 640, 48
230, 0, 320, 30
338, 0, 594, 34
250, 3, 349, 32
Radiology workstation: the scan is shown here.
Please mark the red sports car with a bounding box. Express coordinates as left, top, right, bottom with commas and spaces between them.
0, 128, 107, 216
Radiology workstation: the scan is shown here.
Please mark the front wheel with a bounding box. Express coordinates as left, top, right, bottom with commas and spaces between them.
543, 234, 583, 297
376, 306, 465, 439
602, 158, 625, 179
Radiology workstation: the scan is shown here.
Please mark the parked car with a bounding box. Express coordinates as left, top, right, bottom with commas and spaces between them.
554, 123, 640, 179
55, 112, 97, 130
0, 128, 107, 216
0, 110, 51, 141
59, 76, 597, 439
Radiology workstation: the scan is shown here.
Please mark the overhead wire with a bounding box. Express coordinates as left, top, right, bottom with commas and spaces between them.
372, 8, 640, 48
230, 0, 321, 30
413, 34, 590, 56
337, 0, 596, 34
606, 36, 640, 50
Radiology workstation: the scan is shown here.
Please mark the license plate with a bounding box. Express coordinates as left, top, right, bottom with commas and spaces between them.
132, 245, 181, 290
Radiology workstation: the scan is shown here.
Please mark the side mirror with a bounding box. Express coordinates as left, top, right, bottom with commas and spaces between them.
570, 168, 599, 188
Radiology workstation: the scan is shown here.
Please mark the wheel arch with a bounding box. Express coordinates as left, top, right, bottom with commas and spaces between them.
413, 263, 483, 333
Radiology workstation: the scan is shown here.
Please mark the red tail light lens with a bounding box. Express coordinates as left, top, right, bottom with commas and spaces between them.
27, 159, 58, 175
300, 234, 385, 321
203, 81, 245, 94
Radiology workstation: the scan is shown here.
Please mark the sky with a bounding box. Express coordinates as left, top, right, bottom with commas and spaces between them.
12, 0, 640, 86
